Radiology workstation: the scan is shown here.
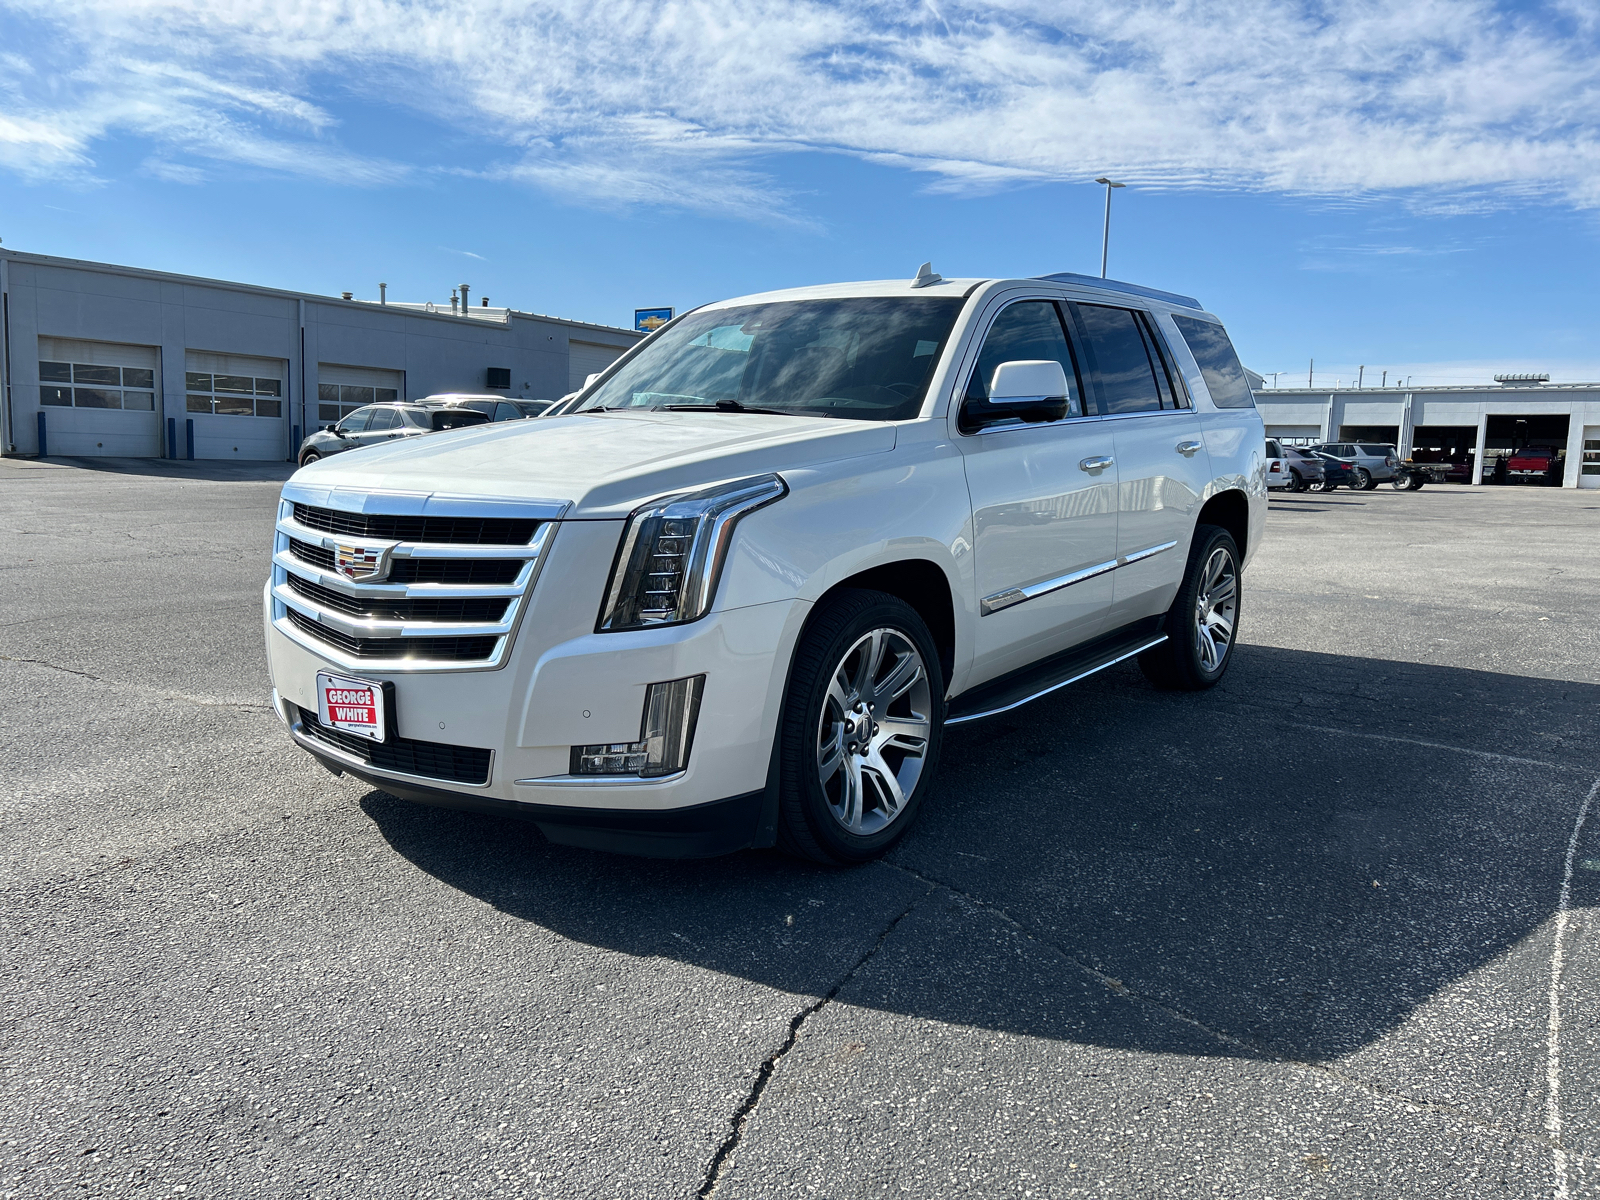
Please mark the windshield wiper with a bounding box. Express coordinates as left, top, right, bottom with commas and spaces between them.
659, 399, 793, 415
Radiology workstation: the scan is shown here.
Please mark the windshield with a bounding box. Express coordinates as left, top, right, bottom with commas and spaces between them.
577, 297, 966, 421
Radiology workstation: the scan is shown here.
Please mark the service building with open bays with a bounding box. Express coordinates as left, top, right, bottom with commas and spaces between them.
1254, 378, 1600, 488
0, 248, 641, 461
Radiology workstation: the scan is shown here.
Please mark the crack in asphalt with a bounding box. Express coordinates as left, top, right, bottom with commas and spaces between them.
0, 655, 270, 711
697, 893, 928, 1198
880, 859, 1575, 1154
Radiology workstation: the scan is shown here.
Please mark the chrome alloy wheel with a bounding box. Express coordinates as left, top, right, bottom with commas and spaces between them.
817, 628, 934, 836
1193, 547, 1238, 672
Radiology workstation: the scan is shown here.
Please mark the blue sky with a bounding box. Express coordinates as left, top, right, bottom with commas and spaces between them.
3, 0, 1600, 386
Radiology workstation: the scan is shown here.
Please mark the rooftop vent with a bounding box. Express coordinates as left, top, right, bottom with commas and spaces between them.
1494, 372, 1549, 385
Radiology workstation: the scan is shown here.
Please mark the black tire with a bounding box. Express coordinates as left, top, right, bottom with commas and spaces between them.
1408, 476, 1425, 490
299, 450, 321, 466
1351, 467, 1372, 490
1288, 469, 1305, 492
776, 589, 944, 865
1139, 525, 1240, 692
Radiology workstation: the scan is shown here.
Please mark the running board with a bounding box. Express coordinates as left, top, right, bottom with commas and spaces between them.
946, 619, 1167, 725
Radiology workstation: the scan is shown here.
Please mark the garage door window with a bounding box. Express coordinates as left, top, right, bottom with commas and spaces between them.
39, 361, 156, 411
318, 384, 398, 423
187, 373, 283, 417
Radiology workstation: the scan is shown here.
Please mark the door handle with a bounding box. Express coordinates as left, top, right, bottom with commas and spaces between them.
1078, 455, 1114, 473
1175, 440, 1203, 457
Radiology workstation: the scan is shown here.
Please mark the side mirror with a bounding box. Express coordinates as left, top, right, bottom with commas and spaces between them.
961, 360, 1072, 432
989, 360, 1069, 405
584, 372, 602, 388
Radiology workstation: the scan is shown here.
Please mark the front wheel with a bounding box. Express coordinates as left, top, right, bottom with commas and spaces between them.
777, 590, 944, 865
1139, 525, 1240, 691
299, 450, 321, 466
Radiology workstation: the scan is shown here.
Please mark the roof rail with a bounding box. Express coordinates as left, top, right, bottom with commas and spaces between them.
1033, 272, 1202, 310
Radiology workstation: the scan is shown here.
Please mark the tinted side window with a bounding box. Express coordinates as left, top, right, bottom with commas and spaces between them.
367, 408, 400, 431
340, 408, 374, 433
1139, 314, 1189, 409
962, 300, 1085, 428
1265, 440, 1281, 457
495, 403, 522, 421
1074, 304, 1163, 414
1359, 444, 1391, 456
1170, 315, 1255, 409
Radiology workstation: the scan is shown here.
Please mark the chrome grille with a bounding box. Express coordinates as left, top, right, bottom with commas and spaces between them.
291, 502, 536, 545
271, 488, 566, 672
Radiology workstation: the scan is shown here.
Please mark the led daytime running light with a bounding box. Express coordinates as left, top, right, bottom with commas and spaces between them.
599, 474, 786, 631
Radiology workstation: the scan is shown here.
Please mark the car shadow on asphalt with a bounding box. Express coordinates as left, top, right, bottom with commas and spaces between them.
360, 645, 1600, 1064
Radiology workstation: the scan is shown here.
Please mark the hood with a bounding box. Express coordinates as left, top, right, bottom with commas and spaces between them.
288, 411, 897, 518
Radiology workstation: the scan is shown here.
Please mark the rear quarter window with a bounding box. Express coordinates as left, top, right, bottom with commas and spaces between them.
1171, 315, 1255, 409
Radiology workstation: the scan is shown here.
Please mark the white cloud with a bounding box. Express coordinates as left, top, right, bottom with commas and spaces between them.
2, 0, 1599, 217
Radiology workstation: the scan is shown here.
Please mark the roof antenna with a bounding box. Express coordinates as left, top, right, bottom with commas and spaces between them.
911, 261, 942, 288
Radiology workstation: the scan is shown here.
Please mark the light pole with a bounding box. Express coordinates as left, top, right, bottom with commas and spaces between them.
1094, 177, 1125, 278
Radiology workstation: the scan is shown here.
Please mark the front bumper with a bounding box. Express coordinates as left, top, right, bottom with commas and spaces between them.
264, 516, 811, 856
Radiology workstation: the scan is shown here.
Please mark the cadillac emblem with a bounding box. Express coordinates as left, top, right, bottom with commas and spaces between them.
334, 541, 394, 583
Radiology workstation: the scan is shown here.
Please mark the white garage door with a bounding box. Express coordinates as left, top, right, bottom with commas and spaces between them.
37, 337, 162, 458
317, 363, 405, 424
186, 350, 289, 460
569, 341, 628, 392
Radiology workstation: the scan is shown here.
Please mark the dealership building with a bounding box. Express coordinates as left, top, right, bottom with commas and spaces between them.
1255, 377, 1600, 488
0, 248, 641, 461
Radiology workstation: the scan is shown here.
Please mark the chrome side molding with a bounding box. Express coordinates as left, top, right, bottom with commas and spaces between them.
981, 540, 1178, 616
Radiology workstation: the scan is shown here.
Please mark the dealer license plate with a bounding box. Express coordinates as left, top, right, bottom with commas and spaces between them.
316, 672, 386, 742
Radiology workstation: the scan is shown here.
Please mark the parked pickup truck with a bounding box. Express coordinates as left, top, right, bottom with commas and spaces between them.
264, 267, 1265, 861
1506, 445, 1562, 484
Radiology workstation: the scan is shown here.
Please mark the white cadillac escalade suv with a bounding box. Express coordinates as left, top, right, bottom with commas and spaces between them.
265, 268, 1265, 862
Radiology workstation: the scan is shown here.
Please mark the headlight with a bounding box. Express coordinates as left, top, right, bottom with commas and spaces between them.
598, 474, 787, 631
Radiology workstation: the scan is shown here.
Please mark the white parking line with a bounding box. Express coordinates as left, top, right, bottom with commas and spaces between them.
1287, 723, 1583, 772
1548, 776, 1600, 1200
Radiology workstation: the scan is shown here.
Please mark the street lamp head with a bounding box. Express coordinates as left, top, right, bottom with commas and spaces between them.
1094, 177, 1126, 188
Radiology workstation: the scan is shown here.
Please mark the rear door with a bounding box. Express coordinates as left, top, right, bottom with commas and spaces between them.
360, 407, 405, 446
1070, 302, 1212, 624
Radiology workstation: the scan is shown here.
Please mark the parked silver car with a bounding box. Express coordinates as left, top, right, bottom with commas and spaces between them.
1309, 442, 1398, 490
1265, 440, 1325, 492
297, 402, 489, 466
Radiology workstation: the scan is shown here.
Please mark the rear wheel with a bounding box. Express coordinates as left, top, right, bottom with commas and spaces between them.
1288, 469, 1305, 492
1408, 475, 1426, 490
1351, 467, 1372, 490
777, 590, 943, 865
1390, 474, 1410, 491
1139, 525, 1240, 691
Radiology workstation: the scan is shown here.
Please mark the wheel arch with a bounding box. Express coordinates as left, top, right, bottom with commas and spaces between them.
1195, 489, 1249, 560
814, 558, 957, 693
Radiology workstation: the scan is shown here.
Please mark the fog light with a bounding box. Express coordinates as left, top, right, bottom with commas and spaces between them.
570, 675, 705, 778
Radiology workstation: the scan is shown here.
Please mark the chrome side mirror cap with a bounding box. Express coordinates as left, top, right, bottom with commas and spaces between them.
989, 360, 1069, 404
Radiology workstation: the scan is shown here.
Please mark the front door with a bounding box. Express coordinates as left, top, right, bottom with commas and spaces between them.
957, 298, 1121, 687
1070, 303, 1212, 623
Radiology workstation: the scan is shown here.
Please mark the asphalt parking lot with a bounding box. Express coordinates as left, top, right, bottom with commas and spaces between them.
4, 459, 1600, 1199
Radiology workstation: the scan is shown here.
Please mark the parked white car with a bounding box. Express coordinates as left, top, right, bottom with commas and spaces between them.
265, 268, 1266, 862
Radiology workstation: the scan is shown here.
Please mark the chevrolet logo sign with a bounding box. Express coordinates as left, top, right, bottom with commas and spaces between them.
334, 541, 395, 583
